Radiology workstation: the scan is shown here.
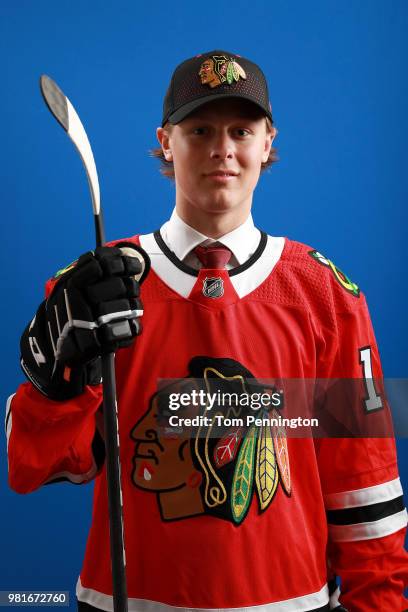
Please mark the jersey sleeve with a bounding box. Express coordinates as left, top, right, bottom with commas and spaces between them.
313, 267, 408, 611
6, 383, 103, 493
6, 274, 104, 494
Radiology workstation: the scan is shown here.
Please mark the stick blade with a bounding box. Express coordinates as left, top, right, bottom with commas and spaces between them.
40, 75, 69, 132
39, 74, 101, 218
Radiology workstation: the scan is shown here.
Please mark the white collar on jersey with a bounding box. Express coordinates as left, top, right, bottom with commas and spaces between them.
160, 208, 260, 265
139, 227, 285, 299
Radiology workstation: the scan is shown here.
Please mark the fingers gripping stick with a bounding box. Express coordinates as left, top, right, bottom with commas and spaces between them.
98, 245, 148, 347
47, 249, 141, 359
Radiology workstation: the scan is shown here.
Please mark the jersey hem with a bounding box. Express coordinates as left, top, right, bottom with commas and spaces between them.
76, 578, 330, 612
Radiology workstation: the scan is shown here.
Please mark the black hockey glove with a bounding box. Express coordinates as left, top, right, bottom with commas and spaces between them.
20, 243, 150, 401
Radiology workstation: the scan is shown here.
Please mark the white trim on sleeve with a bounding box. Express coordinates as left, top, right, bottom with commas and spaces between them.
44, 459, 98, 485
324, 477, 403, 510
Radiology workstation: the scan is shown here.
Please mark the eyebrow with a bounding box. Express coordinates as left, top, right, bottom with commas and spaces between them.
183, 115, 263, 123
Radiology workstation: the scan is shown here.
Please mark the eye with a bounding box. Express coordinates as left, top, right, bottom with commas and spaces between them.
192, 127, 207, 135
235, 128, 251, 137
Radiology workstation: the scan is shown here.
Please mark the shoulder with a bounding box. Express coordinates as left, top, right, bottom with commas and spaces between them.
106, 234, 142, 248
276, 237, 365, 316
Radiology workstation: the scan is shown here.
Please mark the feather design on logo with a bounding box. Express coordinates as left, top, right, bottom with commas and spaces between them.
226, 61, 235, 85
231, 425, 257, 523
231, 61, 239, 82
232, 60, 246, 81
213, 427, 243, 468
271, 409, 291, 495
226, 60, 247, 84
255, 421, 279, 510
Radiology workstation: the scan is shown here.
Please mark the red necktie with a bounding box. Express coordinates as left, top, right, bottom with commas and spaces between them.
194, 244, 232, 269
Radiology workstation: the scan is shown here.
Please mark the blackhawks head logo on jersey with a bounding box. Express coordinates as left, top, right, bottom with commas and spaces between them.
130, 357, 291, 524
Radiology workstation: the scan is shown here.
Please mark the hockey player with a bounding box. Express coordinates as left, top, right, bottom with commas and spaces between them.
6, 50, 408, 611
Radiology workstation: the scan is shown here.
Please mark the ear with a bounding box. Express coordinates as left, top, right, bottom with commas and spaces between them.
156, 126, 173, 162
261, 126, 277, 164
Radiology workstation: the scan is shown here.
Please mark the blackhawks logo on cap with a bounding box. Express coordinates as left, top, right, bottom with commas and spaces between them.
199, 55, 247, 88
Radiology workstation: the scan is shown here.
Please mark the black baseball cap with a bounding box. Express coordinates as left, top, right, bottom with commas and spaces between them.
162, 50, 273, 127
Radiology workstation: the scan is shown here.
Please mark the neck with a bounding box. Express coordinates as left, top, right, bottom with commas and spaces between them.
175, 202, 252, 239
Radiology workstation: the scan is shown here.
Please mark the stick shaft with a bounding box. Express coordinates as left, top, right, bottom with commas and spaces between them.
95, 211, 106, 248
101, 352, 128, 612
98, 218, 128, 611
90, 107, 126, 611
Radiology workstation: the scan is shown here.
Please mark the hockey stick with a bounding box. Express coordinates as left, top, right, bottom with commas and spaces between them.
40, 75, 128, 612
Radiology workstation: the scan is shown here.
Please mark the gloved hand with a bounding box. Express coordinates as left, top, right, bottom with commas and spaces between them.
20, 242, 150, 401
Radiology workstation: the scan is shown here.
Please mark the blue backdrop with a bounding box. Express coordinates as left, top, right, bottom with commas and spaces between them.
1, 1, 407, 608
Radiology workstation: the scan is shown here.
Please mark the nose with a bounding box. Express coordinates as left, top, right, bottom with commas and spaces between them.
210, 130, 234, 160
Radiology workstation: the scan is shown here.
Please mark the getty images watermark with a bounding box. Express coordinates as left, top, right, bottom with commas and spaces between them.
152, 377, 405, 438
158, 385, 319, 430
167, 413, 319, 429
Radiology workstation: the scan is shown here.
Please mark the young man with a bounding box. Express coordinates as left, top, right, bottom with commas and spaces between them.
6, 50, 408, 611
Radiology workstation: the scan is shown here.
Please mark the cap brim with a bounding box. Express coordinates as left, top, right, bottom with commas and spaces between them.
164, 93, 273, 126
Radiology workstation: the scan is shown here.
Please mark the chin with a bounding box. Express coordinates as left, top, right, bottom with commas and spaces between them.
199, 198, 241, 214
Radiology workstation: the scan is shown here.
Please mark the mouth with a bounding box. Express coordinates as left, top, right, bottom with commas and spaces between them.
206, 170, 238, 177
205, 171, 239, 182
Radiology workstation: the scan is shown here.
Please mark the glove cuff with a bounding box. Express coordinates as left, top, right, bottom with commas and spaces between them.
20, 357, 86, 401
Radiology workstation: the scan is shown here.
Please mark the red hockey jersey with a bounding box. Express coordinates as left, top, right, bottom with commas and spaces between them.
6, 232, 408, 611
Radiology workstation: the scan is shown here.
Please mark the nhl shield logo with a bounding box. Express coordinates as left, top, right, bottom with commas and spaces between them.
203, 276, 224, 298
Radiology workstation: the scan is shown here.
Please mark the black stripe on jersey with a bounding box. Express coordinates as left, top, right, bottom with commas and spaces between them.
77, 601, 331, 612
153, 229, 268, 277
327, 496, 405, 525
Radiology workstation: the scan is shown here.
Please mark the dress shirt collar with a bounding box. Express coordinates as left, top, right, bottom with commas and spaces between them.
161, 208, 260, 265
